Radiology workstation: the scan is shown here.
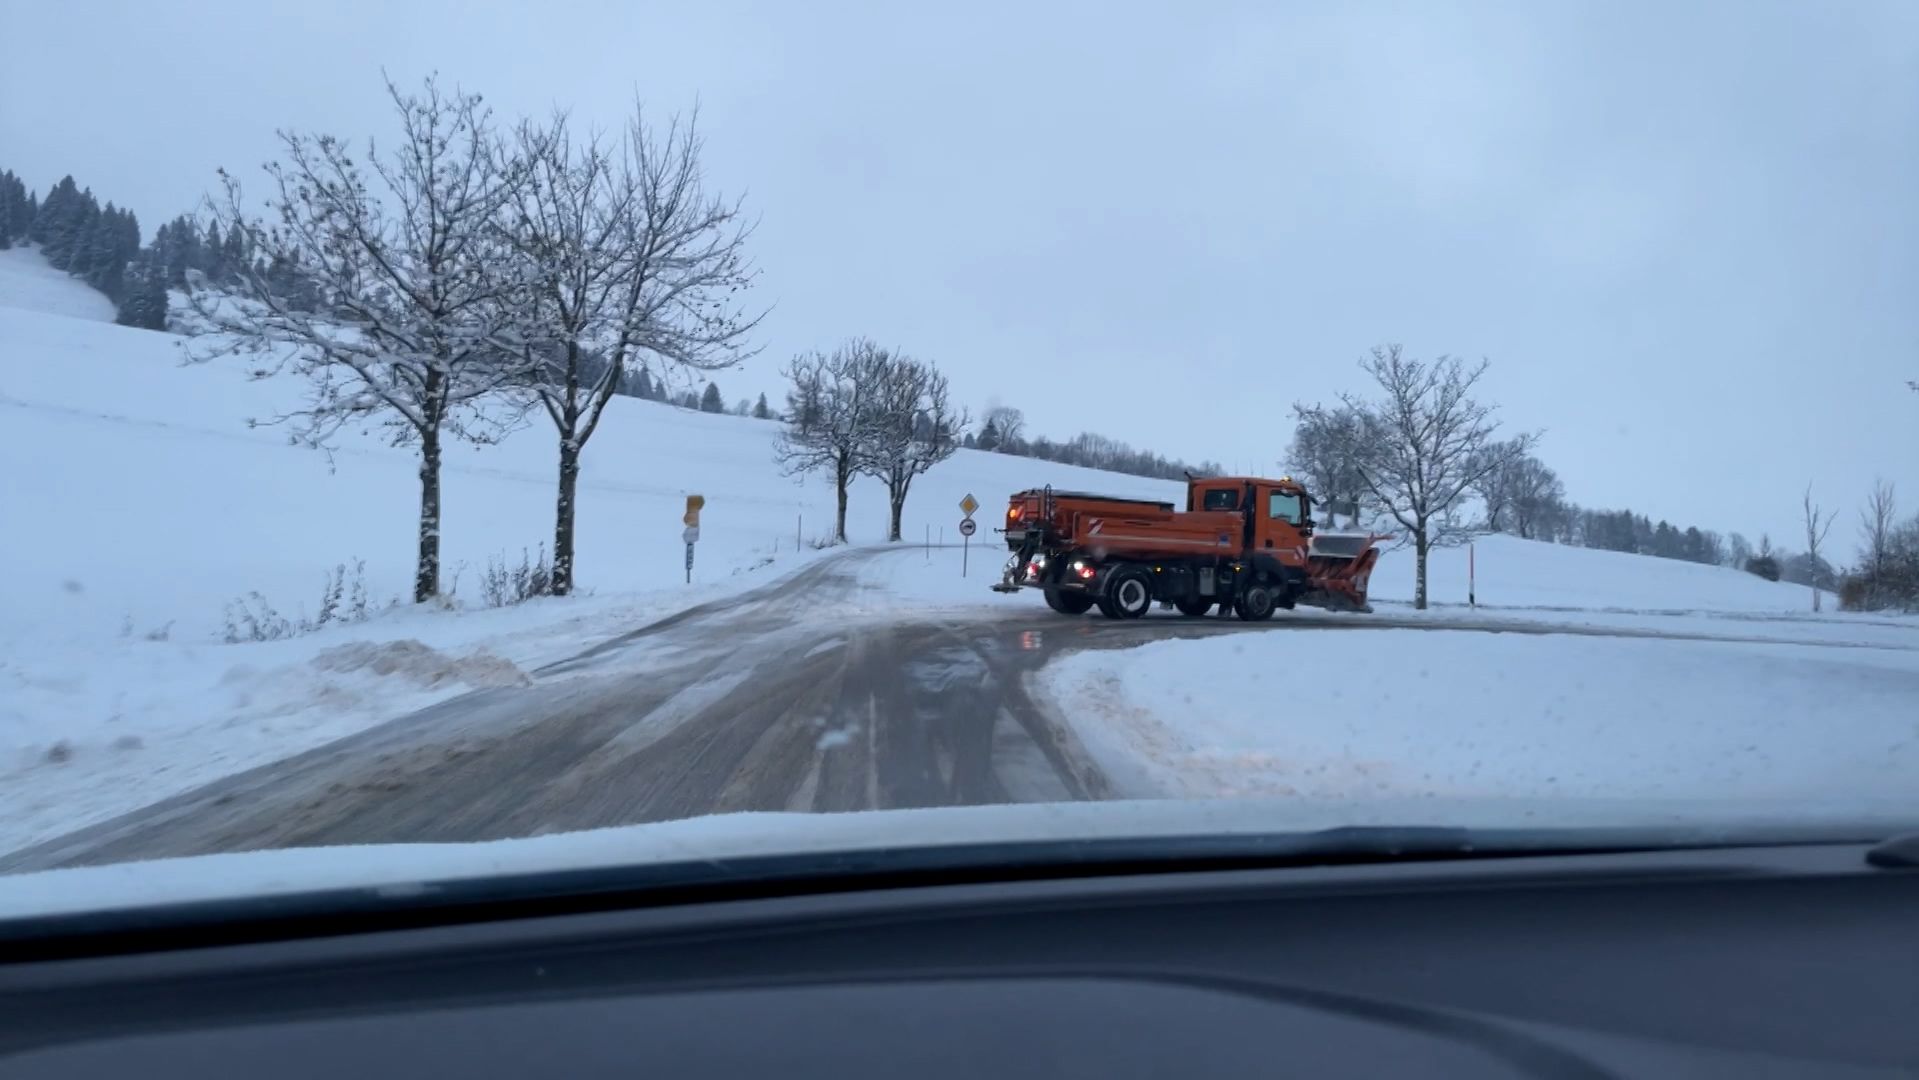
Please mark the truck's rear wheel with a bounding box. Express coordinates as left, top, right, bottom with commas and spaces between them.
1174, 597, 1213, 617
1235, 584, 1277, 622
1097, 566, 1154, 619
1044, 589, 1094, 615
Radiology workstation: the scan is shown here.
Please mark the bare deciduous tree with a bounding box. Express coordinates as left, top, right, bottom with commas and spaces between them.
1471, 441, 1518, 532
1802, 483, 1836, 612
866, 354, 965, 541
193, 75, 535, 602
1286, 403, 1373, 528
1726, 531, 1753, 569
980, 405, 1025, 451
1860, 479, 1897, 582
1343, 344, 1532, 610
501, 107, 758, 595
1507, 454, 1564, 540
774, 340, 886, 542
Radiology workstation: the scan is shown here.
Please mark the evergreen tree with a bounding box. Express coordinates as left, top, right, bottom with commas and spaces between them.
224, 226, 246, 280
201, 219, 224, 281
159, 215, 203, 286
30, 176, 73, 246
69, 191, 103, 273
55, 195, 101, 273
0, 171, 15, 249
752, 392, 772, 420
699, 381, 725, 413
33, 176, 78, 259
977, 418, 1001, 451
115, 255, 169, 330
85, 203, 136, 298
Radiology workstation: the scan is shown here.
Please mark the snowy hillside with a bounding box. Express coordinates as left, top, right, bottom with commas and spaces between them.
1372, 532, 1813, 613
0, 245, 115, 323
0, 304, 1179, 645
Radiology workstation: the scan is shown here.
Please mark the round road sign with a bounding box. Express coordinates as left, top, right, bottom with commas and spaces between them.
959, 518, 977, 537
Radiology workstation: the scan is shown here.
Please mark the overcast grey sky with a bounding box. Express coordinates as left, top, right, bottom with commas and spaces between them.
4, 0, 1915, 547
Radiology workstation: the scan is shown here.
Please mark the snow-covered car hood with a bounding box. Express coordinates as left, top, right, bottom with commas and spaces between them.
3, 797, 1913, 922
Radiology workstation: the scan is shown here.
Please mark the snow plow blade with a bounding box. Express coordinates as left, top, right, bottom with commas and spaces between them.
1297, 533, 1384, 613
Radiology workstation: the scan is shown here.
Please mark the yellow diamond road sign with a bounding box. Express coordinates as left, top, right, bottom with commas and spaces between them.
959, 494, 979, 517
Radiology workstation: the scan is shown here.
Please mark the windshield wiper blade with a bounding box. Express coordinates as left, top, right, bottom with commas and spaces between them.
1864, 833, 1919, 868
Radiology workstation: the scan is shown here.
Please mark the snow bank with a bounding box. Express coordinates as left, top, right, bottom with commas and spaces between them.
0, 246, 115, 322
0, 629, 544, 858
1369, 532, 1812, 613
1033, 626, 1919, 806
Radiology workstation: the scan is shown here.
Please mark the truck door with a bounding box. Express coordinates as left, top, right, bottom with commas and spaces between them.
1257, 486, 1308, 557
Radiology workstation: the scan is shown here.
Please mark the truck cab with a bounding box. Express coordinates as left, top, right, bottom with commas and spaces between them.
1187, 477, 1315, 561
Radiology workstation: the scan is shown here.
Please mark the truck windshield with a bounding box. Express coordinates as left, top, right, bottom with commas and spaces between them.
1268, 491, 1303, 525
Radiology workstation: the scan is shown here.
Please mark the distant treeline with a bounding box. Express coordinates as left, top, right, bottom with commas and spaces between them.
0, 166, 327, 332
2, 168, 173, 329
959, 406, 1224, 483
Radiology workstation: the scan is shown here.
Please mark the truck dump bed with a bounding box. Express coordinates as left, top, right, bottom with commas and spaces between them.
1005, 488, 1239, 560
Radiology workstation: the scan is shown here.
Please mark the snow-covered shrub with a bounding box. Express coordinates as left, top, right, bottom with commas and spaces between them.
223, 592, 294, 643
222, 559, 375, 642
481, 546, 556, 608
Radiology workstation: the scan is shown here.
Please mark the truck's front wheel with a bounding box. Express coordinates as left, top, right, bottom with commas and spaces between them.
1235, 584, 1277, 622
1044, 589, 1095, 615
1097, 566, 1154, 619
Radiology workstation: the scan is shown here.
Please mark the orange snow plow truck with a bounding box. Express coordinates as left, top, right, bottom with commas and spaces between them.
992, 475, 1381, 620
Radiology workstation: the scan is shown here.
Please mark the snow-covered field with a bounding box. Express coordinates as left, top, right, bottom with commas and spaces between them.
1035, 623, 1919, 806
0, 245, 117, 323
1372, 531, 1826, 614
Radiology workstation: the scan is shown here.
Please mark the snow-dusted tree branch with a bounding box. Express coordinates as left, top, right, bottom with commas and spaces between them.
1342, 344, 1532, 610
1473, 442, 1561, 539
863, 352, 966, 541
189, 74, 536, 602
496, 104, 759, 595
1802, 483, 1836, 612
1286, 402, 1375, 528
774, 340, 886, 542
1859, 479, 1897, 580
